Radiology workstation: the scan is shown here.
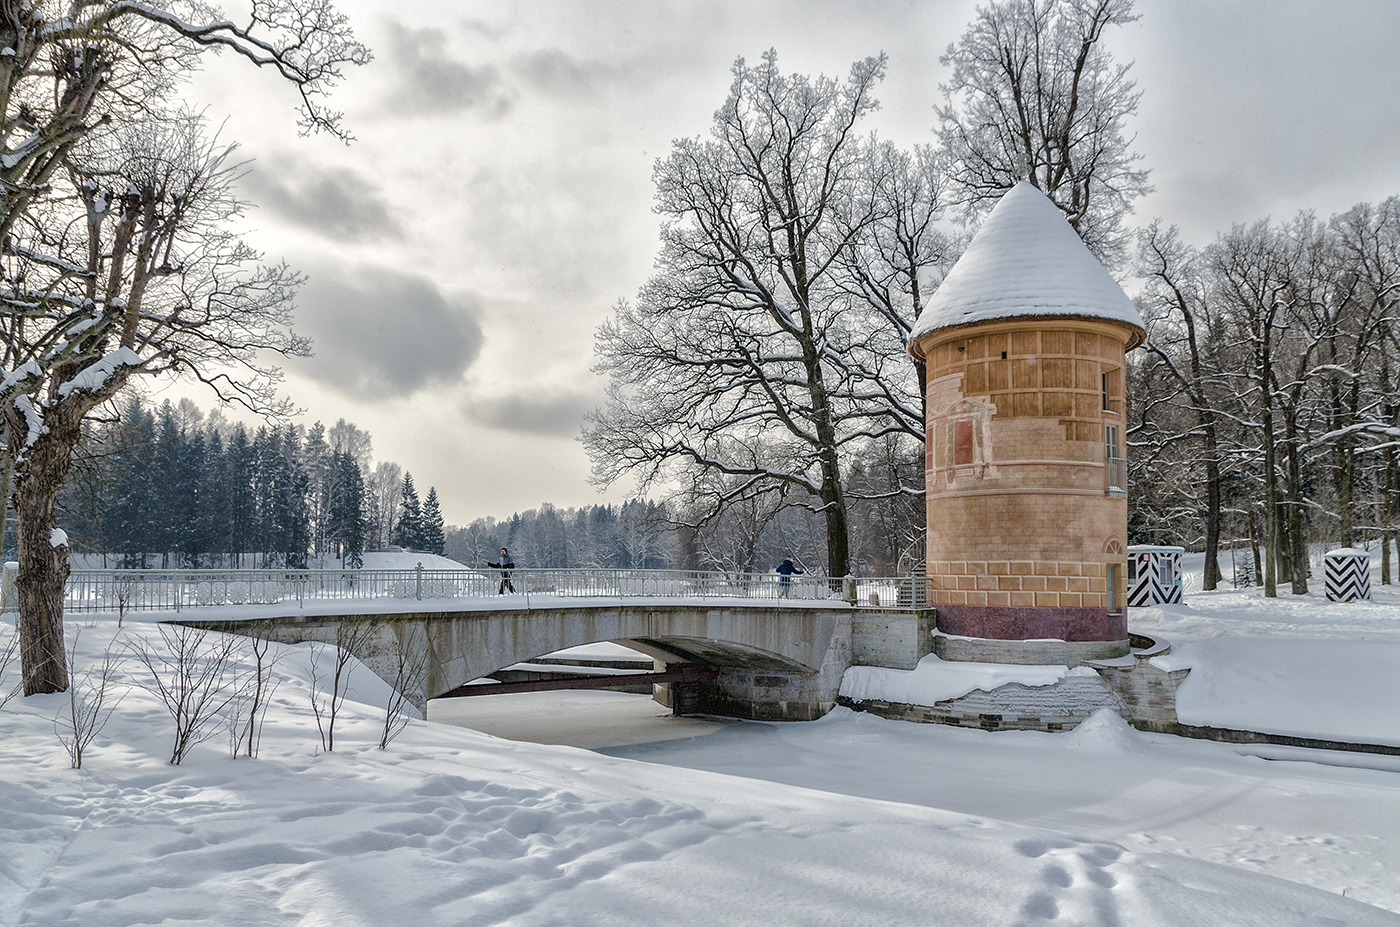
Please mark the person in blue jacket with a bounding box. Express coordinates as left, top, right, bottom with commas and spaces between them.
776, 556, 803, 597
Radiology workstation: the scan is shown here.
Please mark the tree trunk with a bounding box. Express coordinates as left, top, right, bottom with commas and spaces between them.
1283, 422, 1308, 594
1385, 449, 1397, 585
1262, 402, 1278, 597
14, 468, 70, 694
1200, 416, 1223, 590
9, 398, 91, 695
1248, 511, 1262, 587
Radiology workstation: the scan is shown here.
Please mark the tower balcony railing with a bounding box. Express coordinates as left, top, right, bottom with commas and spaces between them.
1105, 457, 1128, 497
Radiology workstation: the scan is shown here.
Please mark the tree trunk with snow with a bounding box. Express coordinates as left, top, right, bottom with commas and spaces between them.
7, 390, 107, 693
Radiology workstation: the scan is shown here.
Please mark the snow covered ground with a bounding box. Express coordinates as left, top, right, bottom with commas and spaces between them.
3, 559, 1400, 925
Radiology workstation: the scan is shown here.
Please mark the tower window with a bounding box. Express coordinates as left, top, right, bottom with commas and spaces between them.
1102, 372, 1110, 411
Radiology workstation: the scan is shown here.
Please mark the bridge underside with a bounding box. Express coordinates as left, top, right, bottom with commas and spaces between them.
192, 603, 860, 722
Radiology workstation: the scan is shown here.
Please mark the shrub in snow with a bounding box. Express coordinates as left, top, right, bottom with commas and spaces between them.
308, 621, 377, 752
53, 630, 124, 769
127, 625, 240, 765
225, 632, 282, 760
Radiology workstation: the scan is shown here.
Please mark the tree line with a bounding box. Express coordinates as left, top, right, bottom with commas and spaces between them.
53, 396, 446, 569
1129, 205, 1400, 594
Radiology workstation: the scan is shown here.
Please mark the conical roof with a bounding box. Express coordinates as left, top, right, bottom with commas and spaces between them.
908, 181, 1143, 357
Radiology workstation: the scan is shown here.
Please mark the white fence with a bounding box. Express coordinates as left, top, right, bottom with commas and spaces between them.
60, 567, 931, 614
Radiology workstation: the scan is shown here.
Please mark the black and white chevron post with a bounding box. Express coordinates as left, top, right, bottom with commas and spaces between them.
1324, 549, 1371, 602
1126, 545, 1184, 607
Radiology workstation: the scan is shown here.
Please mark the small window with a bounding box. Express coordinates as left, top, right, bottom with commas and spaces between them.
1102, 372, 1111, 411
1107, 564, 1118, 611
1105, 424, 1119, 461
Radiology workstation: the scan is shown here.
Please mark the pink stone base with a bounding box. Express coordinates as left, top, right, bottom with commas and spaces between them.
937, 603, 1126, 643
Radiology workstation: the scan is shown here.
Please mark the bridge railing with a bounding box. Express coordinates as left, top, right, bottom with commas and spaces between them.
60, 567, 931, 614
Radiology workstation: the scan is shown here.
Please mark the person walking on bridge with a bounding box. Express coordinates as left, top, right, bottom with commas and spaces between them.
776, 555, 803, 597
488, 548, 515, 594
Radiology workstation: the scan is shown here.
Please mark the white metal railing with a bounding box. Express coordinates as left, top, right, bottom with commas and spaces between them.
60, 567, 932, 614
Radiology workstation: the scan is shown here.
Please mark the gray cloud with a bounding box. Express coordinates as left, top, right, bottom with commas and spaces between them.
240, 157, 401, 242
381, 21, 515, 116
465, 390, 597, 438
293, 264, 484, 400
512, 49, 623, 99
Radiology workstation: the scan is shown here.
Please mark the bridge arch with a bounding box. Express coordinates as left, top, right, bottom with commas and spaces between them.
200, 602, 859, 722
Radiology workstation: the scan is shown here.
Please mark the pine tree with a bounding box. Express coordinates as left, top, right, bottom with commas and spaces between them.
392, 473, 424, 551
421, 488, 446, 555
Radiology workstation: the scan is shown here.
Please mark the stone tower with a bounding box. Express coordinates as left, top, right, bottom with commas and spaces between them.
907, 182, 1144, 663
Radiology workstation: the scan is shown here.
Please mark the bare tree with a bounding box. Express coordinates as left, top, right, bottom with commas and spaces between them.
0, 1, 368, 696
127, 624, 240, 764
1135, 222, 1230, 589
936, 0, 1149, 265
53, 629, 123, 768
584, 50, 894, 578
307, 620, 375, 752
227, 630, 281, 759
378, 624, 428, 750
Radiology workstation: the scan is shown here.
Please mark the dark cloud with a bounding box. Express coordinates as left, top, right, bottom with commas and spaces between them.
465, 390, 597, 438
240, 158, 401, 243
381, 21, 515, 116
511, 49, 623, 99
292, 264, 484, 400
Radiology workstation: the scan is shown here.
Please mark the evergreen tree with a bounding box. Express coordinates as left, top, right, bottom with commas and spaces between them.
105, 397, 158, 567
199, 430, 231, 567
421, 488, 446, 555
328, 450, 366, 567
153, 402, 184, 567
226, 425, 257, 568
392, 473, 424, 550
179, 430, 207, 567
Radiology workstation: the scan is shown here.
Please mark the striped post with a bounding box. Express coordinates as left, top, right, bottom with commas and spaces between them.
1324, 549, 1371, 602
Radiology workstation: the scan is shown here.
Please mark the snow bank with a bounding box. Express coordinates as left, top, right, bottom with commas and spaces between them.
2, 620, 1396, 925
841, 653, 1095, 705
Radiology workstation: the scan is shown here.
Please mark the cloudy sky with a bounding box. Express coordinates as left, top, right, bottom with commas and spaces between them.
175, 0, 1400, 526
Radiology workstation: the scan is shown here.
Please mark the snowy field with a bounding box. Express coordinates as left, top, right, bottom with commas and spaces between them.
3, 555, 1400, 924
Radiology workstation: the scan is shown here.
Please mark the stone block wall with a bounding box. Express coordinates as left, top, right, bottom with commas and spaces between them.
916, 319, 1135, 644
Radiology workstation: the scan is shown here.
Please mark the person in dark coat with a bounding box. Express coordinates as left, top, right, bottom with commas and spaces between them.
487, 547, 515, 594
776, 555, 803, 597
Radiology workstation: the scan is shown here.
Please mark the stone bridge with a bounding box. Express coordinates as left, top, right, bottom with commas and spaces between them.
190, 603, 935, 722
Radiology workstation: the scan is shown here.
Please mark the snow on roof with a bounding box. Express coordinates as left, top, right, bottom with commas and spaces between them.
908, 181, 1144, 355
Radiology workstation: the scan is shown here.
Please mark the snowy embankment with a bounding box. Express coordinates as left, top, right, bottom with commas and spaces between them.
841, 551, 1400, 748
3, 613, 1399, 925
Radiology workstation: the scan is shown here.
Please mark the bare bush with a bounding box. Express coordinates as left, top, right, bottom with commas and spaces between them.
0, 623, 20, 711
127, 625, 239, 764
307, 621, 376, 752
114, 576, 143, 629
226, 632, 283, 759
53, 631, 124, 769
379, 626, 430, 750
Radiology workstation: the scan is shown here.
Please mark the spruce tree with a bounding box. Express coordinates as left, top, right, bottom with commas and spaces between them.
328, 451, 366, 567
421, 488, 446, 555
392, 473, 424, 551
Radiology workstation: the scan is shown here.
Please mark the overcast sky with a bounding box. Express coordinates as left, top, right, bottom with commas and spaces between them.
175, 0, 1400, 526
